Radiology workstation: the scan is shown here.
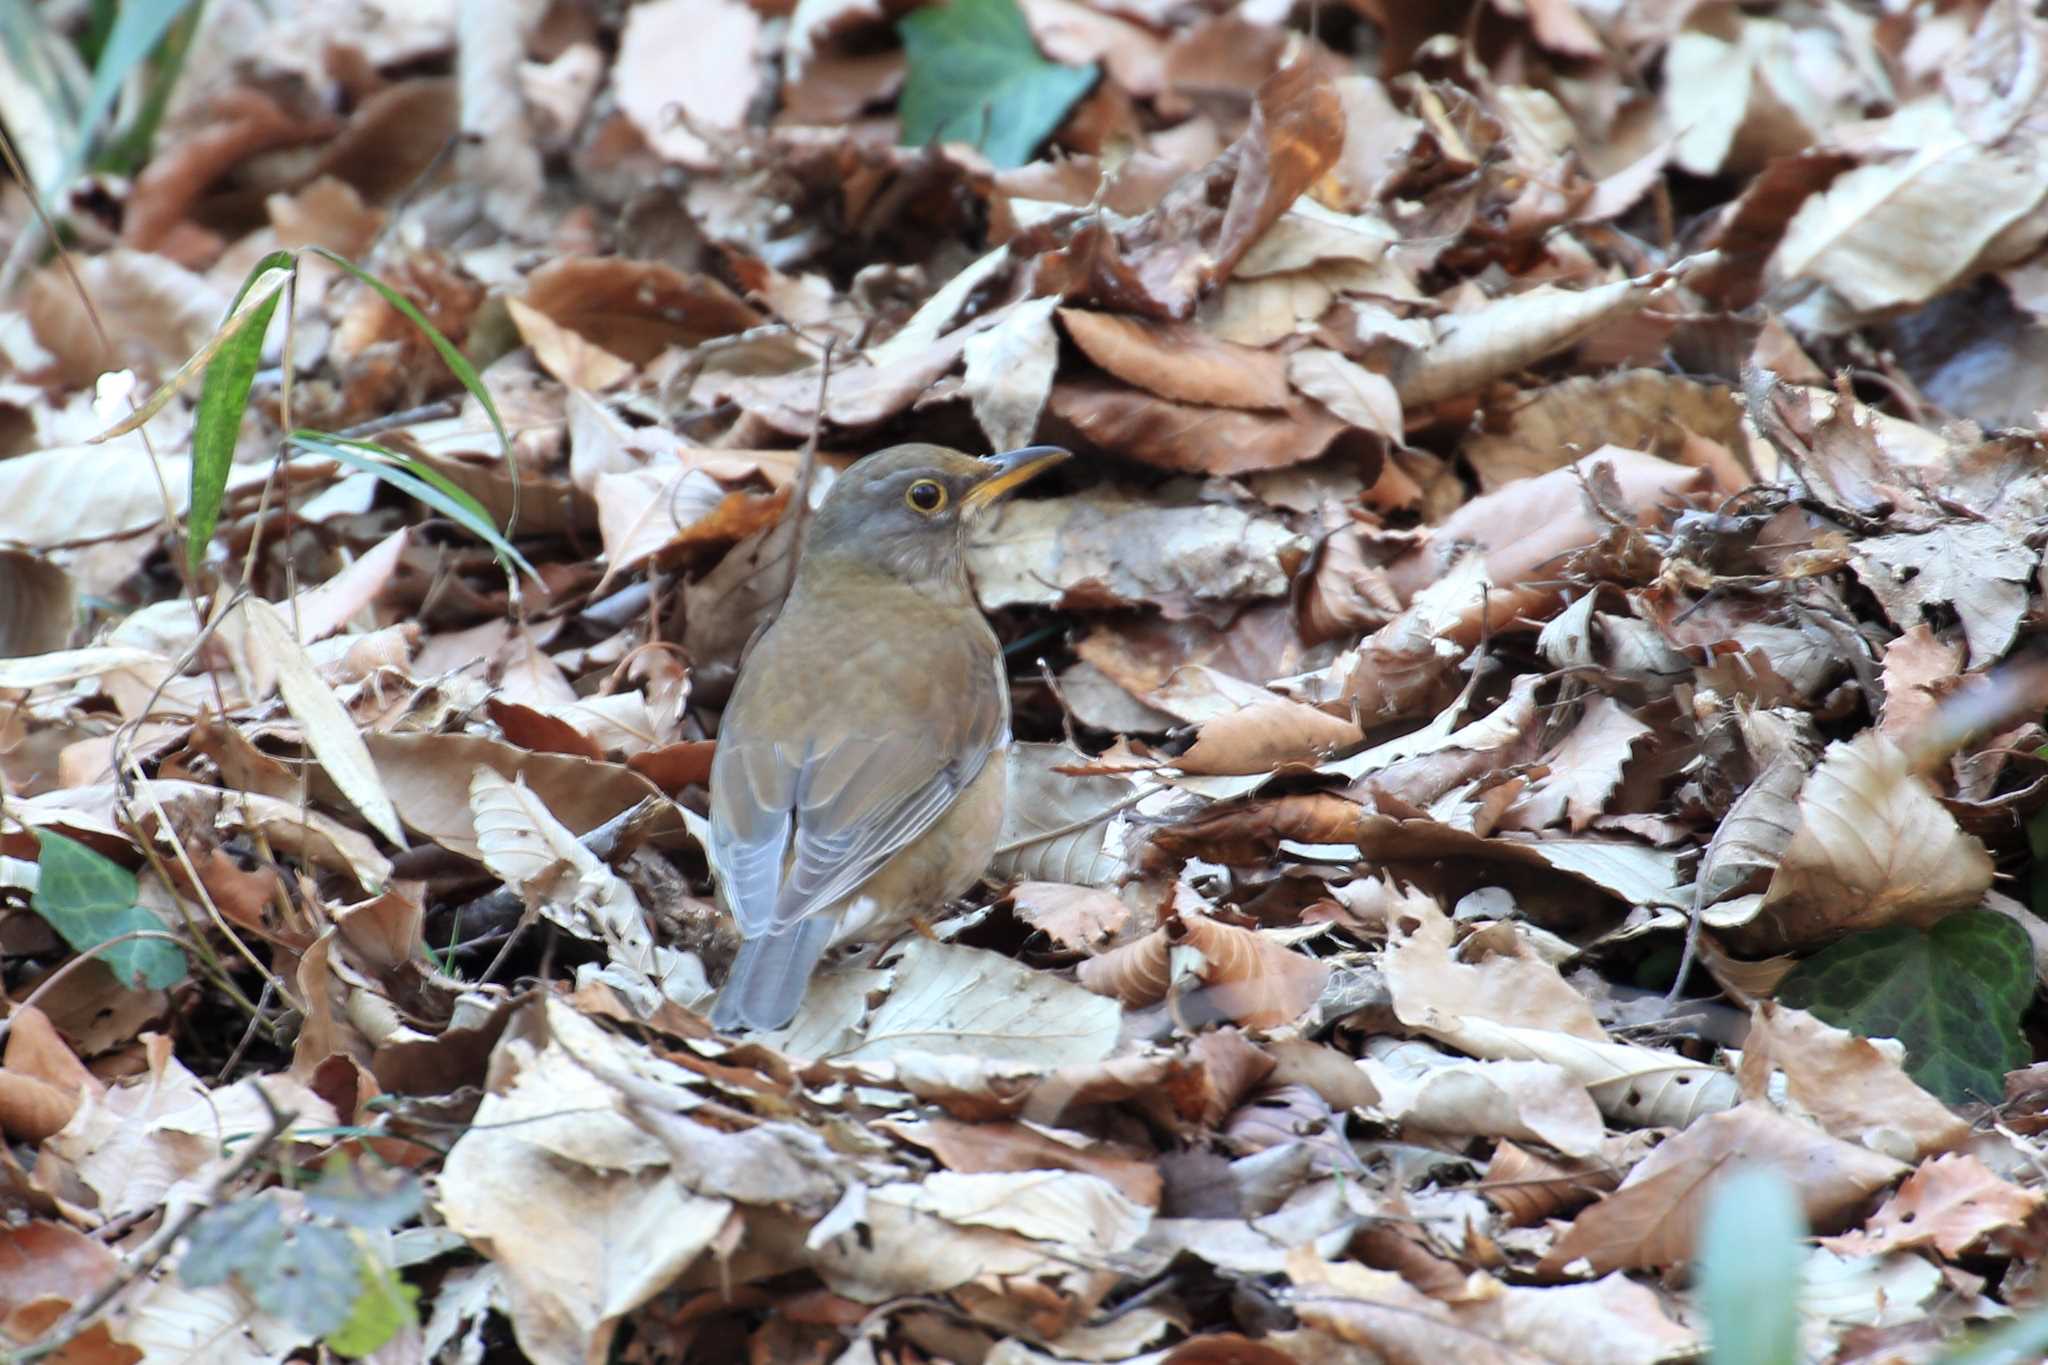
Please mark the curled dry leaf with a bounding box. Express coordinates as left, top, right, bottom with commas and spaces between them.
1173, 698, 1364, 776
1393, 266, 1699, 407
1742, 731, 1994, 953
1078, 903, 1331, 1031
1057, 308, 1291, 409
1045, 378, 1348, 476
1360, 1036, 1606, 1158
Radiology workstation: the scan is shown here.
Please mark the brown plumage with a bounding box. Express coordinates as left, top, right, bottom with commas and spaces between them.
707, 443, 1069, 1032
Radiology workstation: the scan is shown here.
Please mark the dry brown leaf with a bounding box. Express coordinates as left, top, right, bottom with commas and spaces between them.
1285, 347, 1402, 441
1543, 1102, 1910, 1273
1770, 116, 2048, 324
244, 597, 406, 848
963, 296, 1060, 449
1382, 895, 1607, 1041
1745, 731, 1994, 952
508, 297, 635, 391
1174, 698, 1364, 776
522, 257, 762, 364
0, 550, 75, 659
1736, 1003, 1969, 1162
1360, 1037, 1606, 1158
1045, 378, 1348, 476
1007, 882, 1130, 952
1821, 1153, 2045, 1259
1498, 696, 1654, 834
1058, 309, 1291, 409
1460, 370, 1748, 493
880, 1115, 1162, 1207
1078, 903, 1328, 1031
366, 732, 664, 863
969, 485, 1305, 618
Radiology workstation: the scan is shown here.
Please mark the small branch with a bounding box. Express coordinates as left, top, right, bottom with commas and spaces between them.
13, 1096, 299, 1364
776, 340, 837, 613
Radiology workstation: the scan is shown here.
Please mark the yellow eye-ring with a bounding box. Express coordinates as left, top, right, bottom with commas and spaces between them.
905, 479, 947, 513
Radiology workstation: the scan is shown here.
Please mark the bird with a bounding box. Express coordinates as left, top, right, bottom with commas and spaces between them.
706, 442, 1070, 1033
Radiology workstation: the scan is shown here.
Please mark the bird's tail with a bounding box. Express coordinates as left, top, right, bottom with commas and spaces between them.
710, 917, 835, 1033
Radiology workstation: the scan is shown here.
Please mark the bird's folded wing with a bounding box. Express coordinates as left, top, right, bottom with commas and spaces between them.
710, 721, 1003, 937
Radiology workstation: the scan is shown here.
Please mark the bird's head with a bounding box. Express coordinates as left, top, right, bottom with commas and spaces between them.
801, 443, 1069, 589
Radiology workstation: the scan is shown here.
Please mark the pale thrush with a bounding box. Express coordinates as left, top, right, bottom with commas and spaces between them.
707, 443, 1069, 1032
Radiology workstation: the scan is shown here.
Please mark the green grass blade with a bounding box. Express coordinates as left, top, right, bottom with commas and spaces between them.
287, 429, 535, 579
184, 250, 298, 571
300, 247, 511, 464
67, 0, 193, 187
1699, 1166, 1805, 1365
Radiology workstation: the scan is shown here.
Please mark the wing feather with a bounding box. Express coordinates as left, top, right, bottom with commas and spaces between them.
710, 627, 1007, 938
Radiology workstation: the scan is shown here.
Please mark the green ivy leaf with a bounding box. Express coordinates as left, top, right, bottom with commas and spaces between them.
245, 1222, 362, 1338
1777, 911, 2033, 1105
898, 0, 1097, 169
306, 1155, 424, 1231
181, 1198, 285, 1287
31, 830, 186, 990
324, 1248, 420, 1357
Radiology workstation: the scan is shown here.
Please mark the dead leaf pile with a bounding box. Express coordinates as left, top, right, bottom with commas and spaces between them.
4, 1, 2048, 1362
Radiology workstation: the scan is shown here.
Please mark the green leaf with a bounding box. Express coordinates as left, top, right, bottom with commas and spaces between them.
1777, 911, 2033, 1105
31, 830, 186, 990
286, 430, 535, 579
245, 1222, 362, 1338
1698, 1167, 1805, 1365
306, 1155, 424, 1231
74, 0, 194, 179
181, 1198, 286, 1287
898, 0, 1096, 169
187, 250, 297, 570
300, 248, 511, 465
324, 1249, 420, 1357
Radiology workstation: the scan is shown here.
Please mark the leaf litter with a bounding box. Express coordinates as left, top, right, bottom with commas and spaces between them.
4, 0, 2048, 1362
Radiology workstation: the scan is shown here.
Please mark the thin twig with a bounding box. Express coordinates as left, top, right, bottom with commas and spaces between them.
13, 1095, 299, 1364
0, 930, 192, 1048
776, 340, 837, 612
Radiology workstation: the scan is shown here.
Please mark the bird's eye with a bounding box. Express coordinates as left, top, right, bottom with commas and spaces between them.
905, 479, 947, 513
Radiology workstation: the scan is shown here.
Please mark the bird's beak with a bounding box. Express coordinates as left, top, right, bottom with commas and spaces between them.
962, 445, 1070, 511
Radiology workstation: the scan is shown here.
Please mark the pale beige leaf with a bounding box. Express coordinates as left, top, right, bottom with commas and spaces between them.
1770, 129, 2048, 319
1361, 1037, 1606, 1157
1751, 731, 1994, 951
1737, 1002, 1968, 1162
439, 1000, 733, 1365
244, 596, 405, 847
1498, 695, 1654, 833
612, 0, 762, 168
963, 296, 1060, 450
1286, 347, 1402, 439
